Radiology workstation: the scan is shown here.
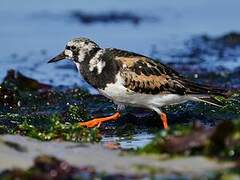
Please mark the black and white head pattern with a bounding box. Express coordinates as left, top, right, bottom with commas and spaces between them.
64, 38, 100, 62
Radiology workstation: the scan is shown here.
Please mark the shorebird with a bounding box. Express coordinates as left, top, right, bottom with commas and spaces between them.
48, 37, 226, 129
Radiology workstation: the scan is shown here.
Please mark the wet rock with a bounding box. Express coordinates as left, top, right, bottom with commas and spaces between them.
2, 69, 51, 91
0, 155, 96, 180
0, 85, 18, 107
163, 123, 214, 153
139, 120, 240, 160
0, 135, 236, 179
163, 121, 236, 155
0, 155, 147, 179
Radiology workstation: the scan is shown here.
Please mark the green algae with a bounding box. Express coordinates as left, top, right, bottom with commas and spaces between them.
17, 114, 101, 142
138, 119, 240, 160
0, 113, 101, 143
0, 70, 101, 143
64, 104, 91, 123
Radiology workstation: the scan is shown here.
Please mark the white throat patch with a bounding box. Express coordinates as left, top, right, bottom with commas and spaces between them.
89, 49, 106, 74
64, 50, 73, 58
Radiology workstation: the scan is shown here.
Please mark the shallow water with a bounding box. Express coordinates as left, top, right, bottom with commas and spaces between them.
1, 0, 240, 149
102, 133, 154, 149
1, 0, 240, 86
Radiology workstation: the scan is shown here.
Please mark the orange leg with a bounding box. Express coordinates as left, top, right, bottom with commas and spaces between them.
160, 112, 169, 129
79, 112, 121, 128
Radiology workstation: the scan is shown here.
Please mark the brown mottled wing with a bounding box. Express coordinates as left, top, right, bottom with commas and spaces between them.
115, 55, 188, 95
114, 51, 226, 96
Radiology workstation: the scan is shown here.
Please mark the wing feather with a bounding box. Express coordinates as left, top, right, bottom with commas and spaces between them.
112, 51, 226, 96
115, 55, 187, 95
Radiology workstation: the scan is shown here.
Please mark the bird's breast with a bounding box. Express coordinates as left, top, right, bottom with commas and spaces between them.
75, 58, 119, 89
98, 73, 190, 108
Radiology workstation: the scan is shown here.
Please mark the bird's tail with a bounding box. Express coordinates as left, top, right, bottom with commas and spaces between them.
181, 79, 233, 107
182, 79, 229, 97
197, 96, 225, 107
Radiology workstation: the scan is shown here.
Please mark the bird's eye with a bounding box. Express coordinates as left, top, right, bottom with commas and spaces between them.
70, 46, 76, 50
66, 46, 71, 50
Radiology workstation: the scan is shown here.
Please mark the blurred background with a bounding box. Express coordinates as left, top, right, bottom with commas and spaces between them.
0, 2, 239, 177
1, 0, 240, 90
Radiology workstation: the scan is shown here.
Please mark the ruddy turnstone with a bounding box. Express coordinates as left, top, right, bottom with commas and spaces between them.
48, 37, 226, 129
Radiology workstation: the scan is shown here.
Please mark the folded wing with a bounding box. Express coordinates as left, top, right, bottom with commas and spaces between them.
114, 53, 226, 97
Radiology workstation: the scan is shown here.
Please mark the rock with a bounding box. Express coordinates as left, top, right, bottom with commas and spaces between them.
0, 135, 235, 178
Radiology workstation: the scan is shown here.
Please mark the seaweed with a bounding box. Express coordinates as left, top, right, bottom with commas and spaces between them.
0, 70, 101, 143
138, 120, 240, 160
15, 114, 101, 142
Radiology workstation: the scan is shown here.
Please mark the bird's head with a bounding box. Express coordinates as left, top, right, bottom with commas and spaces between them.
48, 37, 100, 64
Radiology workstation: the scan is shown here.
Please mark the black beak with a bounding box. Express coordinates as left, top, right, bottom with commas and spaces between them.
48, 51, 66, 63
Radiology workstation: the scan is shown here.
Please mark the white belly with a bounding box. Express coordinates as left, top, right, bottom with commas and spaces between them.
98, 75, 191, 108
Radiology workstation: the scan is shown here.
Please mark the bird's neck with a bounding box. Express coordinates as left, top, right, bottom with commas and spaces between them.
76, 48, 104, 74
74, 48, 120, 89
75, 47, 100, 63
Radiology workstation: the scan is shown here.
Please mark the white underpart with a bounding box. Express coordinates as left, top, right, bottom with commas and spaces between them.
98, 73, 198, 115
89, 49, 106, 74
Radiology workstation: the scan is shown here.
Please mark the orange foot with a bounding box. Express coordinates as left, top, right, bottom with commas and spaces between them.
79, 112, 121, 128
160, 112, 169, 129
